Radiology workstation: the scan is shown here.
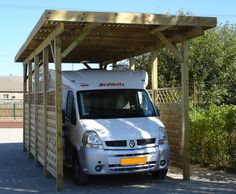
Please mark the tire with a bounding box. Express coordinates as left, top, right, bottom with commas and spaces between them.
151, 169, 168, 179
72, 152, 89, 185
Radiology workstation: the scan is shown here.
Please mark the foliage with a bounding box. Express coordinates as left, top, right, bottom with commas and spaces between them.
189, 105, 236, 170
134, 24, 236, 107
189, 24, 236, 107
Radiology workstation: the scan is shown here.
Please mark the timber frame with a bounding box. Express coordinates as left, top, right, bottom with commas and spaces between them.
15, 10, 216, 191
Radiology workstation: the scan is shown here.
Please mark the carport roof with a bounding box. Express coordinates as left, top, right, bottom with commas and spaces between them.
15, 10, 217, 63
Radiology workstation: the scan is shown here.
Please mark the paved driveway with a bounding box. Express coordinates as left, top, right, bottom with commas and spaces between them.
0, 128, 235, 194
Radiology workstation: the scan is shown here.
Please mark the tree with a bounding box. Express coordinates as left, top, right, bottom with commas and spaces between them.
134, 24, 236, 107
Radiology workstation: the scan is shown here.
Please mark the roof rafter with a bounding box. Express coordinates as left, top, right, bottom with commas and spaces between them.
150, 25, 172, 34
62, 23, 100, 59
21, 22, 64, 64
155, 32, 183, 62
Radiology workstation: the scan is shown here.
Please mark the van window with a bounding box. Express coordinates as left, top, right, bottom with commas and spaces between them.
66, 91, 75, 120
77, 89, 156, 119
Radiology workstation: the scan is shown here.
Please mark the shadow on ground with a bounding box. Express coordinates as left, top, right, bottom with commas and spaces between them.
0, 143, 235, 194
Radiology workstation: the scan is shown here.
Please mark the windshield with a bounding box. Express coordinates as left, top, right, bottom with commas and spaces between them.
77, 89, 157, 119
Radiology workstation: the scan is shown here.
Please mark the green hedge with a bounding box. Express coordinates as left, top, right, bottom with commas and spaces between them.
190, 105, 236, 171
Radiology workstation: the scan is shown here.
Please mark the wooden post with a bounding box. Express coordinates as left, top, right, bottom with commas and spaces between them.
54, 36, 63, 192
28, 61, 32, 159
43, 47, 49, 177
23, 63, 27, 152
151, 50, 158, 104
34, 55, 40, 166
181, 40, 190, 180
129, 57, 135, 70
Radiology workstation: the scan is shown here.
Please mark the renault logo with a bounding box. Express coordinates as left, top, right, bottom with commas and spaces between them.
129, 140, 135, 148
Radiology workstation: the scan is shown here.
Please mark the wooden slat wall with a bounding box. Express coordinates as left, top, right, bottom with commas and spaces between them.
23, 92, 57, 177
24, 103, 29, 150
30, 104, 35, 156
37, 105, 44, 165
46, 104, 57, 178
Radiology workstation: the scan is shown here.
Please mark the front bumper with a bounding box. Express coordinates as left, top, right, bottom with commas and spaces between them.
78, 144, 169, 175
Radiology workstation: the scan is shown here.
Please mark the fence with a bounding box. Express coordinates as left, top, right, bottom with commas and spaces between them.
148, 87, 183, 168
24, 91, 58, 179
0, 99, 23, 119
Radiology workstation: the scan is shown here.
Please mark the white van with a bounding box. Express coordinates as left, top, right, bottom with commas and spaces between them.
57, 69, 169, 184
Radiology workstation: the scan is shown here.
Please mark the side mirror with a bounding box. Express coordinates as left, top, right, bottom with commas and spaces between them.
155, 106, 160, 116
62, 109, 65, 123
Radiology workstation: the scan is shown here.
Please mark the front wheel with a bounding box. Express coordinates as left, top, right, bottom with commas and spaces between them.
72, 153, 89, 185
151, 169, 168, 179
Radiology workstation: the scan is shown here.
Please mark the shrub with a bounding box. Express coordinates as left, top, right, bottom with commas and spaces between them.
190, 105, 236, 170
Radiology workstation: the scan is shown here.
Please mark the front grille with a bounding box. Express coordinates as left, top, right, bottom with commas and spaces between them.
105, 140, 127, 147
105, 138, 156, 148
137, 138, 155, 145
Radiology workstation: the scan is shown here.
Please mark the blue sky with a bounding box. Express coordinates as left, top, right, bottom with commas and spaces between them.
0, 0, 236, 76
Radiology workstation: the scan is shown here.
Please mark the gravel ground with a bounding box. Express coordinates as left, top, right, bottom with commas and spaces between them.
0, 128, 235, 194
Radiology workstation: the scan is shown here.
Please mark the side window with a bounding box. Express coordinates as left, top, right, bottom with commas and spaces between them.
66, 91, 75, 120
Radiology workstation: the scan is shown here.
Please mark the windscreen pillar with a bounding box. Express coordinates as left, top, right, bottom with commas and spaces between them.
54, 36, 64, 192
181, 40, 190, 180
151, 50, 158, 104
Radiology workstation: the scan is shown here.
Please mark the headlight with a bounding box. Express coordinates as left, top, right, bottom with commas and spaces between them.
82, 131, 102, 148
159, 127, 168, 144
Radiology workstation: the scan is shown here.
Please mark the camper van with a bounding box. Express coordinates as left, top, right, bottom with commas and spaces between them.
56, 69, 169, 184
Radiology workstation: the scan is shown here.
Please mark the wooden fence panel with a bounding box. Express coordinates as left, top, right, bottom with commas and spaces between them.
37, 105, 44, 166
46, 105, 57, 178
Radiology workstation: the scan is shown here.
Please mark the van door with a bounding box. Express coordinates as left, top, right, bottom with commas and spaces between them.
64, 90, 77, 163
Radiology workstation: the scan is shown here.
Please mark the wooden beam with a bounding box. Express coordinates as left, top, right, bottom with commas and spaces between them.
101, 27, 204, 65
23, 63, 27, 152
43, 47, 49, 177
47, 10, 217, 27
23, 22, 64, 64
129, 57, 135, 70
28, 62, 32, 159
151, 50, 158, 90
151, 50, 158, 104
180, 40, 190, 180
150, 25, 172, 34
156, 32, 183, 62
62, 23, 100, 59
34, 55, 40, 166
54, 36, 63, 192
15, 10, 51, 62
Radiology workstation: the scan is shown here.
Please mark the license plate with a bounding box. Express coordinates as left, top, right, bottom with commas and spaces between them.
120, 157, 147, 165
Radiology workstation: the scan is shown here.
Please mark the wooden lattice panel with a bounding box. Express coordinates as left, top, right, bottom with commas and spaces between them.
157, 88, 181, 103
148, 87, 181, 104
46, 105, 57, 177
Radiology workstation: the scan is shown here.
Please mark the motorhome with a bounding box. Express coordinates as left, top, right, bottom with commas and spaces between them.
48, 69, 169, 184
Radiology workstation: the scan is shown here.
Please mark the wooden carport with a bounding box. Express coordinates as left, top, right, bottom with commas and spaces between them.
15, 10, 216, 191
